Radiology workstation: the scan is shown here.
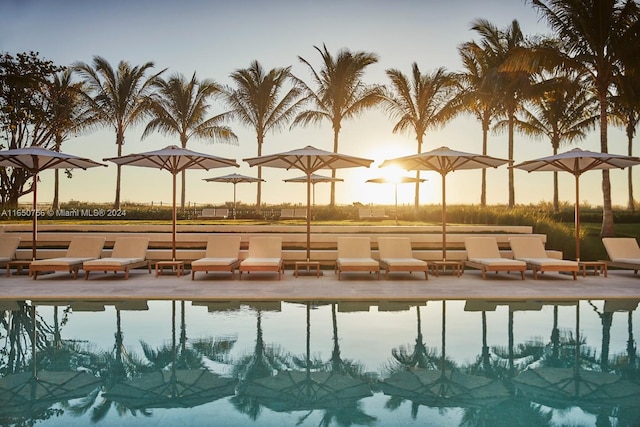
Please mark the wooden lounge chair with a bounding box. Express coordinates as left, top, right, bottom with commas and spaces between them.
83, 237, 151, 280
239, 236, 284, 280
0, 236, 21, 272
602, 237, 640, 274
191, 235, 242, 280
30, 236, 106, 280
509, 236, 578, 280
464, 237, 526, 280
335, 237, 380, 280
377, 237, 428, 279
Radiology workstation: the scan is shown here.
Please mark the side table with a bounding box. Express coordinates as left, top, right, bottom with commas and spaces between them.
155, 260, 185, 277
6, 260, 32, 277
429, 260, 463, 277
294, 261, 321, 277
579, 261, 608, 277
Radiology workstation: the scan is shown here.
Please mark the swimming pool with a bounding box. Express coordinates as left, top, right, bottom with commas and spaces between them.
1, 298, 639, 426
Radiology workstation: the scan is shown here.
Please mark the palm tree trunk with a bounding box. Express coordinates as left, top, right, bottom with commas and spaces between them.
330, 127, 339, 207
553, 145, 559, 212
180, 170, 186, 210
481, 120, 488, 207
627, 128, 634, 212
114, 130, 124, 210
599, 97, 614, 237
508, 108, 515, 208
415, 134, 424, 208
53, 169, 60, 211
256, 134, 264, 214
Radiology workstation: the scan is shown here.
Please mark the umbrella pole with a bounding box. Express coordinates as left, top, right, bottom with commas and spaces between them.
442, 174, 446, 261
172, 173, 177, 261
32, 171, 38, 260
395, 183, 398, 225
306, 174, 311, 262
233, 183, 237, 220
575, 175, 580, 262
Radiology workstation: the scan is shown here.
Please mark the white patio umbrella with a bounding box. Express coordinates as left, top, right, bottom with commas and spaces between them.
284, 173, 343, 207
513, 147, 640, 261
105, 145, 238, 260
366, 176, 426, 224
0, 146, 106, 260
244, 145, 373, 262
381, 146, 510, 261
203, 173, 264, 219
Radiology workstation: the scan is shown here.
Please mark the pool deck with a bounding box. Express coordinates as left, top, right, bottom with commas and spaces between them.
2, 266, 640, 302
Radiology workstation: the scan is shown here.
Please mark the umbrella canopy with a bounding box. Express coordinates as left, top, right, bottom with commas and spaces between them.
0, 370, 103, 418
103, 369, 237, 409
381, 300, 510, 410
513, 301, 640, 412
380, 146, 509, 260
105, 145, 238, 260
513, 148, 640, 261
244, 145, 373, 262
203, 173, 264, 219
241, 303, 372, 412
366, 176, 425, 224
284, 173, 343, 208
0, 146, 106, 260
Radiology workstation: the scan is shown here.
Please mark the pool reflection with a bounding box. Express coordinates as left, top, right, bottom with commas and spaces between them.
1, 298, 639, 426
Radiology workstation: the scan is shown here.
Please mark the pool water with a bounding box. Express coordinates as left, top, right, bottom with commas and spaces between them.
1, 299, 639, 426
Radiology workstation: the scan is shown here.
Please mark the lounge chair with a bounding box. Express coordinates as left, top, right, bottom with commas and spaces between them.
191, 235, 242, 280
602, 237, 640, 274
377, 237, 428, 279
335, 237, 380, 280
464, 237, 526, 280
83, 237, 151, 280
509, 237, 578, 280
30, 236, 106, 280
0, 236, 21, 273
239, 236, 284, 280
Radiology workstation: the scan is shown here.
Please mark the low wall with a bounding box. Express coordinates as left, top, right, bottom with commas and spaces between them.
1, 224, 560, 267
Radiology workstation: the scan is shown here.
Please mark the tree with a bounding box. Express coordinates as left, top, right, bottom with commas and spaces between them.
525, 0, 640, 236
73, 56, 165, 209
221, 60, 303, 213
457, 40, 501, 206
380, 64, 458, 207
142, 72, 238, 209
510, 74, 597, 211
0, 51, 62, 207
610, 71, 640, 212
470, 19, 533, 208
292, 44, 383, 206
42, 69, 96, 209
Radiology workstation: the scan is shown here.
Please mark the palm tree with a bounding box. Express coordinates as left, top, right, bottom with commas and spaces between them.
292, 44, 383, 206
380, 64, 458, 207
470, 19, 533, 208
42, 69, 96, 210
73, 56, 165, 209
510, 74, 597, 212
525, 0, 640, 236
610, 72, 640, 212
221, 60, 303, 213
142, 72, 238, 209
457, 40, 501, 206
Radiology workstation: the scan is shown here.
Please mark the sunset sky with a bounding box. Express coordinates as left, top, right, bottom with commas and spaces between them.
0, 0, 633, 208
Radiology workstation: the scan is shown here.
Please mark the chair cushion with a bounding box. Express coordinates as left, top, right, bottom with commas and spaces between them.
337, 257, 378, 267
465, 237, 501, 259
510, 237, 548, 259
84, 257, 145, 267
380, 257, 427, 267
378, 237, 414, 259
192, 257, 238, 267
468, 257, 525, 267
241, 258, 281, 267
518, 257, 578, 267
31, 257, 94, 266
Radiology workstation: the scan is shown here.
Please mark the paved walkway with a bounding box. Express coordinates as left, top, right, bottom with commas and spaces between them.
2, 267, 640, 302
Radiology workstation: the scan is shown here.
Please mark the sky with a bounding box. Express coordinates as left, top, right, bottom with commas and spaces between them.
0, 0, 634, 209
